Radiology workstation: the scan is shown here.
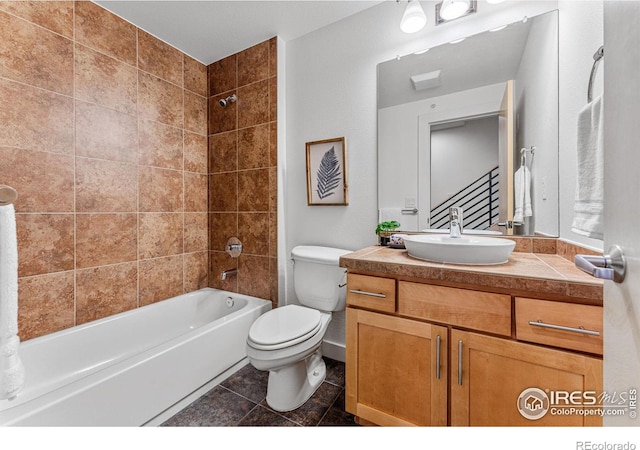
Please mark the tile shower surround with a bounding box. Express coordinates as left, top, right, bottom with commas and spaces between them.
0, 1, 278, 341
207, 38, 278, 309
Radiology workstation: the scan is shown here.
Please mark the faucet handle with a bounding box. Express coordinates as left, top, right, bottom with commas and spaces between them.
449, 207, 463, 225
497, 220, 523, 229
225, 237, 242, 258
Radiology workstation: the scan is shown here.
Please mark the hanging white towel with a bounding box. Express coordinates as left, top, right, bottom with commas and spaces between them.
0, 203, 25, 400
513, 166, 532, 224
572, 95, 604, 240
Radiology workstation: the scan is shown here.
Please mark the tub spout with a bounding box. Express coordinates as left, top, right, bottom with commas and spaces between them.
221, 268, 237, 280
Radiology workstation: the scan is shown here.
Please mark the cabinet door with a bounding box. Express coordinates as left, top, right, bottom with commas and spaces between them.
451, 329, 603, 426
346, 308, 448, 426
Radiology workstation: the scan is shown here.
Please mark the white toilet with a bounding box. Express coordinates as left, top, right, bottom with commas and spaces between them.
246, 245, 351, 412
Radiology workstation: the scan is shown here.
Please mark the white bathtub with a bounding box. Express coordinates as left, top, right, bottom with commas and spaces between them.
0, 288, 271, 426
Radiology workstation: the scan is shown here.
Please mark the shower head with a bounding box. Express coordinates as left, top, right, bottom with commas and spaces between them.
219, 94, 237, 108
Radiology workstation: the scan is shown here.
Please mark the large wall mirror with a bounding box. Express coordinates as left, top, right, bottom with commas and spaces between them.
378, 10, 559, 236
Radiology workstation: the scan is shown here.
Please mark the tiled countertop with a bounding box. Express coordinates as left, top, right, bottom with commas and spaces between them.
340, 246, 603, 305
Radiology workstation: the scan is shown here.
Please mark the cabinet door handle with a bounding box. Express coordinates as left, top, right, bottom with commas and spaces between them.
458, 340, 463, 386
436, 335, 441, 380
348, 289, 386, 298
528, 320, 601, 336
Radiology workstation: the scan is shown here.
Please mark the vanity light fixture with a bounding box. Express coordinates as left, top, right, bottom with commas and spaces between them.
399, 0, 427, 34
436, 0, 476, 25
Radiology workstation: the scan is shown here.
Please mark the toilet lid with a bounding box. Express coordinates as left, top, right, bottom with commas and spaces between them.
249, 305, 322, 349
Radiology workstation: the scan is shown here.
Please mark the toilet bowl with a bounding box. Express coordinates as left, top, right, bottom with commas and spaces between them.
246, 245, 351, 412
246, 305, 331, 411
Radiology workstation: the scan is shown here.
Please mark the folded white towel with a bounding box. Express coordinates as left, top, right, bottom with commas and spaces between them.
0, 204, 25, 400
513, 166, 532, 223
572, 95, 604, 240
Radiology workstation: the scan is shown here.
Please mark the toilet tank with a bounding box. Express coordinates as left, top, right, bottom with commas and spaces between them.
291, 246, 352, 312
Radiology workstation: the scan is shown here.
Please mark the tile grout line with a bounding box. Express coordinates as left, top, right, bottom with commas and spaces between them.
72, 0, 77, 328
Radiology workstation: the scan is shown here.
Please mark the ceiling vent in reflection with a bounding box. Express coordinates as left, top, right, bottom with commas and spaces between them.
410, 69, 442, 91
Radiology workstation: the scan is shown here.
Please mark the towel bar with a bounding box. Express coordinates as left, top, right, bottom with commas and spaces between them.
0, 185, 18, 205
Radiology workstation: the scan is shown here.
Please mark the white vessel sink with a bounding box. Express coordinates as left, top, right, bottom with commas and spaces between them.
402, 234, 516, 265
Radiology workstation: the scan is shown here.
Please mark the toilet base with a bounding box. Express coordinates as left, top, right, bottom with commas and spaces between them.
265, 349, 326, 412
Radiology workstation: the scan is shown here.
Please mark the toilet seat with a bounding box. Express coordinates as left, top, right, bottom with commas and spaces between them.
248, 305, 322, 351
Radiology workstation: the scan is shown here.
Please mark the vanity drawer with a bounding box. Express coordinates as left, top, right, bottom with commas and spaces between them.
347, 274, 396, 313
398, 282, 511, 336
515, 297, 603, 355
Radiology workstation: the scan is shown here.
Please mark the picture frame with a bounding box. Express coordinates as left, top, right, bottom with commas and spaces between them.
306, 137, 348, 206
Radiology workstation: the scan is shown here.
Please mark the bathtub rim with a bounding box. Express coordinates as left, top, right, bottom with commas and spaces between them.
19, 287, 254, 348
1, 287, 271, 425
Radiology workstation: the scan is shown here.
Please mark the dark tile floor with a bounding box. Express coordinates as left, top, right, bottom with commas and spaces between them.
161, 357, 358, 426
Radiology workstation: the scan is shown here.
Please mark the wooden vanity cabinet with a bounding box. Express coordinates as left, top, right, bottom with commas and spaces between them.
346, 308, 448, 426
451, 329, 602, 426
345, 273, 603, 427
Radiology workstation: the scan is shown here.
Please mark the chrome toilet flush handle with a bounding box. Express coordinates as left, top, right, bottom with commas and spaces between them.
575, 245, 626, 283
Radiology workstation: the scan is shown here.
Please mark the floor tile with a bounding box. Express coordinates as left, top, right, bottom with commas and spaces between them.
237, 405, 300, 426
161, 357, 356, 427
324, 357, 346, 386
220, 362, 269, 403
161, 386, 256, 426
319, 389, 357, 426
261, 381, 342, 426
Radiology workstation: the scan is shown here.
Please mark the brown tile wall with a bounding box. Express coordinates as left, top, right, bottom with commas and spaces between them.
208, 38, 278, 309
0, 2, 209, 340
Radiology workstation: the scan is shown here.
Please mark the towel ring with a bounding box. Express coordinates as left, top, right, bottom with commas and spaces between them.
520, 146, 536, 167
587, 45, 604, 103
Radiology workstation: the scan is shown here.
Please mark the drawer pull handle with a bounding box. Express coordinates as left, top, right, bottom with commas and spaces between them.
528, 320, 600, 336
349, 289, 386, 299
458, 340, 463, 386
436, 335, 441, 380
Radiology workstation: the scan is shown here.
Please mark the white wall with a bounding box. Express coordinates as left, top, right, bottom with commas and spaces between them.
430, 116, 499, 208
284, 0, 565, 357
558, 0, 604, 250
515, 10, 559, 236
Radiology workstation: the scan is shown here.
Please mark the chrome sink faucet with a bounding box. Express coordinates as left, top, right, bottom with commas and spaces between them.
449, 207, 463, 238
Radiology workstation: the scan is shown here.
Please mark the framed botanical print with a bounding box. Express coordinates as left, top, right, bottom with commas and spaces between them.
305, 137, 348, 206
